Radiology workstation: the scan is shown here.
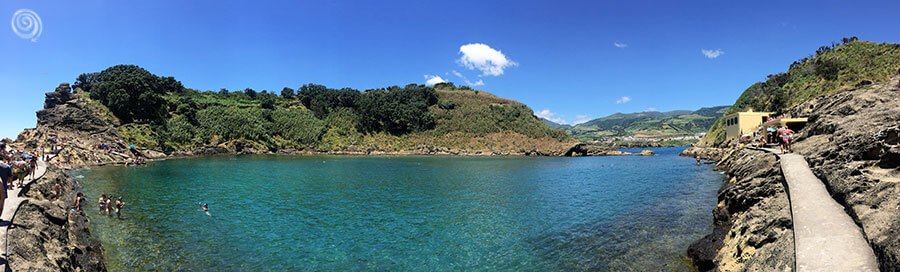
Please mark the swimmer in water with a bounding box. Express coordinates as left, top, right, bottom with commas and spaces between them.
115, 197, 124, 218
199, 202, 209, 212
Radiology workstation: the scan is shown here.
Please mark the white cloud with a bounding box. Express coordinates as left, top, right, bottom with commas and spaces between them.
451, 70, 486, 86
535, 109, 566, 124
614, 42, 628, 48
701, 49, 724, 59
424, 75, 446, 86
466, 79, 485, 86
647, 107, 658, 111
616, 96, 632, 104
573, 114, 592, 125
457, 43, 518, 76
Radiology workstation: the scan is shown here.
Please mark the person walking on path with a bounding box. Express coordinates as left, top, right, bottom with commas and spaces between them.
0, 162, 10, 218
28, 156, 37, 179
779, 126, 795, 154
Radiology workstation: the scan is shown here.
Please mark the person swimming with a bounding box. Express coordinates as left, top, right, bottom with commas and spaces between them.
199, 202, 209, 212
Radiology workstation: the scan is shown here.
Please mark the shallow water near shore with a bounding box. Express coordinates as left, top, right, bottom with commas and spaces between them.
73, 147, 723, 271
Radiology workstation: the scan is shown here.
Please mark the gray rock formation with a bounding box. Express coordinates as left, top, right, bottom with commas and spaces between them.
43, 83, 72, 109
686, 148, 794, 271
8, 165, 106, 271
789, 75, 900, 271
564, 143, 654, 156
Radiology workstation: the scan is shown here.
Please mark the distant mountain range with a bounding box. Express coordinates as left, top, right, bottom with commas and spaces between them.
542, 106, 730, 141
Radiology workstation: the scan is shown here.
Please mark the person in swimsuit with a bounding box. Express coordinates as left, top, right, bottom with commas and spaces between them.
72, 192, 84, 211
782, 128, 794, 153
28, 157, 37, 179
199, 202, 209, 212
115, 197, 124, 218
98, 194, 107, 211
106, 196, 113, 215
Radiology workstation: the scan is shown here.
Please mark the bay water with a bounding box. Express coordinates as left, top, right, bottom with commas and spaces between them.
74, 147, 723, 271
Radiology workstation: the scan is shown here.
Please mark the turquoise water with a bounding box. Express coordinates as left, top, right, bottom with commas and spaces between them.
74, 147, 723, 271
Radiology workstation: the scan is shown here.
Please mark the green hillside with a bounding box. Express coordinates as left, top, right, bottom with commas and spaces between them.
701, 38, 900, 146
71, 65, 573, 153
556, 106, 729, 141
541, 118, 572, 129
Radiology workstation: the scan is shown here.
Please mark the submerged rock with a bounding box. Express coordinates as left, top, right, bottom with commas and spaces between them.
564, 143, 654, 157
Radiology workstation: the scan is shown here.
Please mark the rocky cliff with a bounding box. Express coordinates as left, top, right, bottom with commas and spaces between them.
8, 164, 106, 271
685, 75, 900, 270
685, 148, 794, 271
788, 75, 900, 271
16, 83, 137, 169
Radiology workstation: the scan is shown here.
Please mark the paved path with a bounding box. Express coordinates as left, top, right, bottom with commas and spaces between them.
761, 148, 878, 271
0, 160, 48, 272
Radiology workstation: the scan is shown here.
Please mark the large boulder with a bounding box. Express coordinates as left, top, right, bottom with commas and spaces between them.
43, 83, 72, 109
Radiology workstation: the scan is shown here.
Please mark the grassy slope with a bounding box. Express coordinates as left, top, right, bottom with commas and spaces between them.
700, 41, 900, 146
85, 87, 574, 153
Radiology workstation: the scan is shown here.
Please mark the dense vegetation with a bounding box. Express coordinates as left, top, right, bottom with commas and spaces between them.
701, 38, 900, 145
70, 65, 570, 152
546, 106, 729, 142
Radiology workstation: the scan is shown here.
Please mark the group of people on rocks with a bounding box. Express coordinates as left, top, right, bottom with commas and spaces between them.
0, 143, 41, 219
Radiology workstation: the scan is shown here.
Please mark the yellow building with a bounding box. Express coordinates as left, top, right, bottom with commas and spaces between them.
724, 110, 772, 139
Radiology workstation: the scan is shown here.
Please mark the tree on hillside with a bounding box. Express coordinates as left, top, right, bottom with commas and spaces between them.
281, 87, 295, 99
260, 93, 276, 109
298, 84, 362, 119
219, 88, 229, 95
244, 88, 257, 99
357, 84, 438, 134
75, 64, 181, 123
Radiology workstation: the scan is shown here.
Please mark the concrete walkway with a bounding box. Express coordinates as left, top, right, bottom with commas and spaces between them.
0, 160, 48, 272
761, 148, 879, 271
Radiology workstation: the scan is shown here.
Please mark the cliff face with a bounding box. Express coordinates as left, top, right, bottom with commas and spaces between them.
789, 75, 900, 270
16, 83, 136, 169
8, 165, 106, 271
686, 75, 900, 271
685, 148, 794, 271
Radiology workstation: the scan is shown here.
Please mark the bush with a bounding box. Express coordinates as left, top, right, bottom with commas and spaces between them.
271, 109, 325, 147
438, 100, 456, 110
320, 107, 362, 150
196, 106, 271, 142
165, 115, 195, 145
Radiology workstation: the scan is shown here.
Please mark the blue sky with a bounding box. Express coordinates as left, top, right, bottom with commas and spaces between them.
2, 0, 900, 139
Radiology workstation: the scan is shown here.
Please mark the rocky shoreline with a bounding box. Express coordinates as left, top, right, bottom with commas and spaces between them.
7, 164, 106, 271
682, 147, 794, 271
683, 75, 900, 271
